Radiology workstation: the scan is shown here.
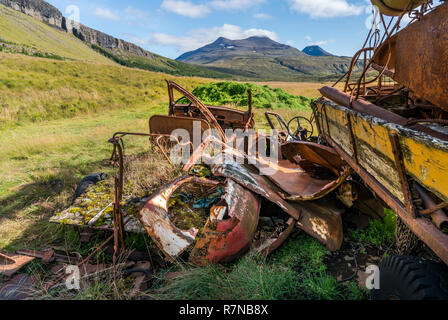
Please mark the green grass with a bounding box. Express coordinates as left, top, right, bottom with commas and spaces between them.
348, 209, 397, 247
185, 82, 312, 110
0, 53, 213, 128
152, 233, 366, 300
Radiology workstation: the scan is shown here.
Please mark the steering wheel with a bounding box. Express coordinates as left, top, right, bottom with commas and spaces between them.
174, 96, 194, 116
287, 116, 314, 141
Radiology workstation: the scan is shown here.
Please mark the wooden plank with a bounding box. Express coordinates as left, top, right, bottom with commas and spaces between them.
322, 104, 353, 156
401, 134, 448, 203
349, 113, 404, 202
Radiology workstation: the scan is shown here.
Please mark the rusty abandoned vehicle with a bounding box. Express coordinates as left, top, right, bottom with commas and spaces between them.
315, 0, 448, 299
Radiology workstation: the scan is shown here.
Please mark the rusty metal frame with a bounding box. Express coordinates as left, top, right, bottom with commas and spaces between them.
109, 131, 193, 166
166, 80, 226, 141
414, 183, 448, 231
316, 104, 448, 263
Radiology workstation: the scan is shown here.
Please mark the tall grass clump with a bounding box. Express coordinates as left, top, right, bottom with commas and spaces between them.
187, 82, 312, 110
152, 233, 365, 300
348, 209, 397, 247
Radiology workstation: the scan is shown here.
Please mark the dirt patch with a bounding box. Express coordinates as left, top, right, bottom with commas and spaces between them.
324, 241, 382, 287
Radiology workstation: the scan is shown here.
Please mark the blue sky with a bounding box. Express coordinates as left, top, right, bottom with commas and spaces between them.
45, 0, 410, 59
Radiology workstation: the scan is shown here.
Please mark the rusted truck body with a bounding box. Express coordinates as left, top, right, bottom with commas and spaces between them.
315, 1, 448, 265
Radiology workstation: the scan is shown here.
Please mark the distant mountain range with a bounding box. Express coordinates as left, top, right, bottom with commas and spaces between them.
0, 0, 361, 81
176, 37, 361, 81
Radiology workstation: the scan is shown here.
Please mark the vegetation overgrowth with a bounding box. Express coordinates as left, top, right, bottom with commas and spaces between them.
186, 81, 312, 110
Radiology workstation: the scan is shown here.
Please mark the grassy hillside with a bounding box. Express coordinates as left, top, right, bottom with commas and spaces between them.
0, 53, 214, 127
202, 55, 360, 82
0, 3, 238, 80
91, 46, 239, 79
0, 4, 110, 63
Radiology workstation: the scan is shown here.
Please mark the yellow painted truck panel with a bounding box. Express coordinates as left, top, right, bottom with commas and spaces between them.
317, 100, 448, 204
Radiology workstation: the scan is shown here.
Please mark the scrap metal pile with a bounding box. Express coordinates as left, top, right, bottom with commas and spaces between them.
53, 80, 384, 267
45, 0, 448, 276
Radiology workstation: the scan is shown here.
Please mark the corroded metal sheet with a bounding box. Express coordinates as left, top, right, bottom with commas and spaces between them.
317, 101, 404, 202
0, 253, 35, 277
373, 2, 448, 111
166, 81, 226, 140
189, 179, 261, 265
321, 105, 353, 156
138, 176, 219, 260
149, 115, 211, 138
212, 161, 344, 251
281, 141, 345, 174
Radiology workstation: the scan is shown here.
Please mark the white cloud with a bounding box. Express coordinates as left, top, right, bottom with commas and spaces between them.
253, 13, 273, 19
151, 24, 278, 52
93, 7, 150, 25
161, 0, 265, 18
160, 0, 211, 18
125, 6, 150, 21
305, 35, 312, 41
288, 0, 365, 18
122, 34, 151, 47
210, 0, 265, 11
310, 40, 328, 46
93, 8, 119, 21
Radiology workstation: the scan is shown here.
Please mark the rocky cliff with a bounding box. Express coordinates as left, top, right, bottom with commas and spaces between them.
67, 21, 153, 57
0, 0, 63, 27
0, 0, 152, 57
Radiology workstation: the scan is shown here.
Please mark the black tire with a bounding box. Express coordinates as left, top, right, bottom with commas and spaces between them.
371, 255, 448, 300
74, 173, 108, 200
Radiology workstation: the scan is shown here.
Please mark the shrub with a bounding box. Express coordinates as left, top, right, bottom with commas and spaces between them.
183, 82, 312, 110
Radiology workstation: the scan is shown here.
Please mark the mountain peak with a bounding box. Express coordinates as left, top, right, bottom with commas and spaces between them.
246, 35, 270, 40
176, 36, 304, 63
214, 36, 230, 43
302, 45, 334, 57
